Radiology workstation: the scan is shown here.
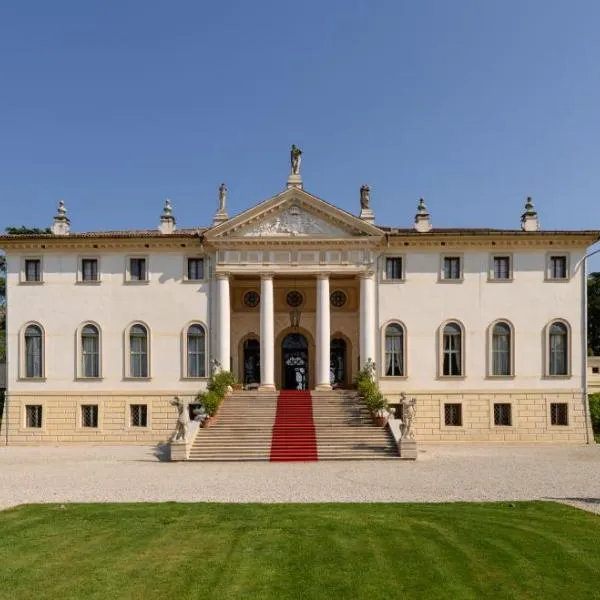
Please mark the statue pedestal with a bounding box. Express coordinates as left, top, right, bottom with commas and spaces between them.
170, 439, 187, 461
359, 208, 375, 224
398, 438, 417, 460
287, 173, 303, 189
212, 210, 229, 226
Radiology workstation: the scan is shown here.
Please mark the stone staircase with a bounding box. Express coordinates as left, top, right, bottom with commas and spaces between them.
312, 391, 399, 460
188, 391, 277, 461
188, 390, 398, 461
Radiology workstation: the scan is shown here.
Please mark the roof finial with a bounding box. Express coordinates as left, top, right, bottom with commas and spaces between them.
158, 198, 176, 234
50, 199, 70, 235
414, 198, 432, 232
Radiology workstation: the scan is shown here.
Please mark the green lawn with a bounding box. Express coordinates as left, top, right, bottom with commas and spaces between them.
0, 502, 599, 600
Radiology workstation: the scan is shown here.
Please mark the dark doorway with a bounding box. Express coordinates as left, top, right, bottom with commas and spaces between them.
243, 338, 260, 385
282, 333, 309, 390
330, 338, 347, 386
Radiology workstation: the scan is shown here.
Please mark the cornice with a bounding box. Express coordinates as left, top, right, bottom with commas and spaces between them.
0, 239, 205, 252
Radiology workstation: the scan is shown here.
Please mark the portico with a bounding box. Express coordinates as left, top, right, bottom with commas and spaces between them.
216, 270, 376, 391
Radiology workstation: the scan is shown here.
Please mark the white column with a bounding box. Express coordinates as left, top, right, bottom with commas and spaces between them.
216, 273, 230, 372
316, 273, 331, 390
260, 273, 275, 389
360, 271, 376, 370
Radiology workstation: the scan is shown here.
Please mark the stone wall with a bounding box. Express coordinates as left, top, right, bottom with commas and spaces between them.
0, 392, 197, 444
386, 390, 592, 442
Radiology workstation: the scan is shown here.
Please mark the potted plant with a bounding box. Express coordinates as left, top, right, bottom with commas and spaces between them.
367, 392, 390, 427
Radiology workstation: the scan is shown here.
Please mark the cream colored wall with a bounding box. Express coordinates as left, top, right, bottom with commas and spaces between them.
589, 357, 600, 392
6, 251, 212, 393
376, 248, 585, 393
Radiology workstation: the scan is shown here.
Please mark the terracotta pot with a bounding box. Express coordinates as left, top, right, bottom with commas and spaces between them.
374, 415, 388, 427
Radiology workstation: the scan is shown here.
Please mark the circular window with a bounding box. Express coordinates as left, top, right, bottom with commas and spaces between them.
330, 290, 347, 308
243, 290, 260, 308
286, 290, 303, 308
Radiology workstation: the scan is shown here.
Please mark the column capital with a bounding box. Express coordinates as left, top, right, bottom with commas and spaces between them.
215, 271, 231, 280
316, 272, 331, 280
358, 270, 375, 280
260, 272, 275, 281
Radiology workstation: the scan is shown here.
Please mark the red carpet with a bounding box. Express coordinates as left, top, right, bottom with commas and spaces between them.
270, 390, 318, 462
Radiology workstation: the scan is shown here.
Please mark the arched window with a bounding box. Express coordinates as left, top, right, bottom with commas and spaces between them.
187, 324, 206, 378
24, 324, 44, 378
442, 322, 462, 376
384, 323, 404, 376
81, 324, 100, 378
491, 322, 512, 376
129, 324, 149, 378
549, 321, 568, 376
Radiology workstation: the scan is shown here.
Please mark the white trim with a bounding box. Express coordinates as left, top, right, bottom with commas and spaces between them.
486, 319, 515, 378
124, 255, 150, 284
380, 254, 405, 283
488, 253, 513, 282
440, 401, 465, 429
545, 252, 570, 282
182, 255, 207, 282
438, 319, 466, 378
544, 318, 572, 378
76, 400, 103, 431
181, 321, 209, 379
124, 321, 151, 379
439, 254, 464, 283
20, 255, 44, 284
380, 320, 407, 378
76, 255, 101, 284
75, 321, 103, 380
19, 321, 46, 380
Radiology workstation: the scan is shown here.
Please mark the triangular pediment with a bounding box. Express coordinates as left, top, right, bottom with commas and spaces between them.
205, 188, 383, 241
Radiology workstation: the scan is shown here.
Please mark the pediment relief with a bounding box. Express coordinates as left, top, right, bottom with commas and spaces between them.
235, 204, 349, 238
206, 189, 383, 240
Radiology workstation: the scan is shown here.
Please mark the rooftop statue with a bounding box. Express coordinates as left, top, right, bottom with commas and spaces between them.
290, 144, 302, 175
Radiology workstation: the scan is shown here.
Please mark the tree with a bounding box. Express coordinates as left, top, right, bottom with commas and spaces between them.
589, 272, 600, 356
5, 226, 51, 235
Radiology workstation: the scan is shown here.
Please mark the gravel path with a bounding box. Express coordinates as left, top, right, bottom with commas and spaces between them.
1, 443, 599, 514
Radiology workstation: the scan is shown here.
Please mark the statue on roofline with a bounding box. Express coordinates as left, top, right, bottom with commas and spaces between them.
290, 144, 302, 175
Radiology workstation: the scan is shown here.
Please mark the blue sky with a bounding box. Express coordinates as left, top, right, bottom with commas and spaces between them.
1, 0, 599, 264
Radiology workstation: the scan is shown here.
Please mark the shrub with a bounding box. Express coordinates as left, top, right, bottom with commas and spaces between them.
589, 393, 600, 434
209, 371, 236, 397
200, 390, 222, 416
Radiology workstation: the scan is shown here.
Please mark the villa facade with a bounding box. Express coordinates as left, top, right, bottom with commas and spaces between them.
1, 164, 598, 445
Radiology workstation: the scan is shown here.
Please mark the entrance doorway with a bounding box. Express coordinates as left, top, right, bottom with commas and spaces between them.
243, 338, 260, 385
282, 333, 309, 390
330, 337, 347, 386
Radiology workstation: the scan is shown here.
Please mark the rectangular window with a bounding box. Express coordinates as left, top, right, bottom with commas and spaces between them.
593, 367, 600, 374
81, 258, 99, 282
550, 403, 568, 426
444, 403, 462, 426
493, 403, 512, 426
187, 258, 205, 281
81, 405, 99, 428
492, 256, 511, 280
385, 257, 403, 280
129, 258, 147, 281
549, 256, 567, 279
130, 404, 148, 427
24, 259, 41, 282
25, 405, 43, 428
443, 257, 462, 280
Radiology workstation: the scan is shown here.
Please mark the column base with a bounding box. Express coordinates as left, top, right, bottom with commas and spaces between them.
258, 383, 276, 391
315, 383, 332, 391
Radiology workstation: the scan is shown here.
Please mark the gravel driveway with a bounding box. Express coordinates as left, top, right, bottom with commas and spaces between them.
1, 443, 599, 514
